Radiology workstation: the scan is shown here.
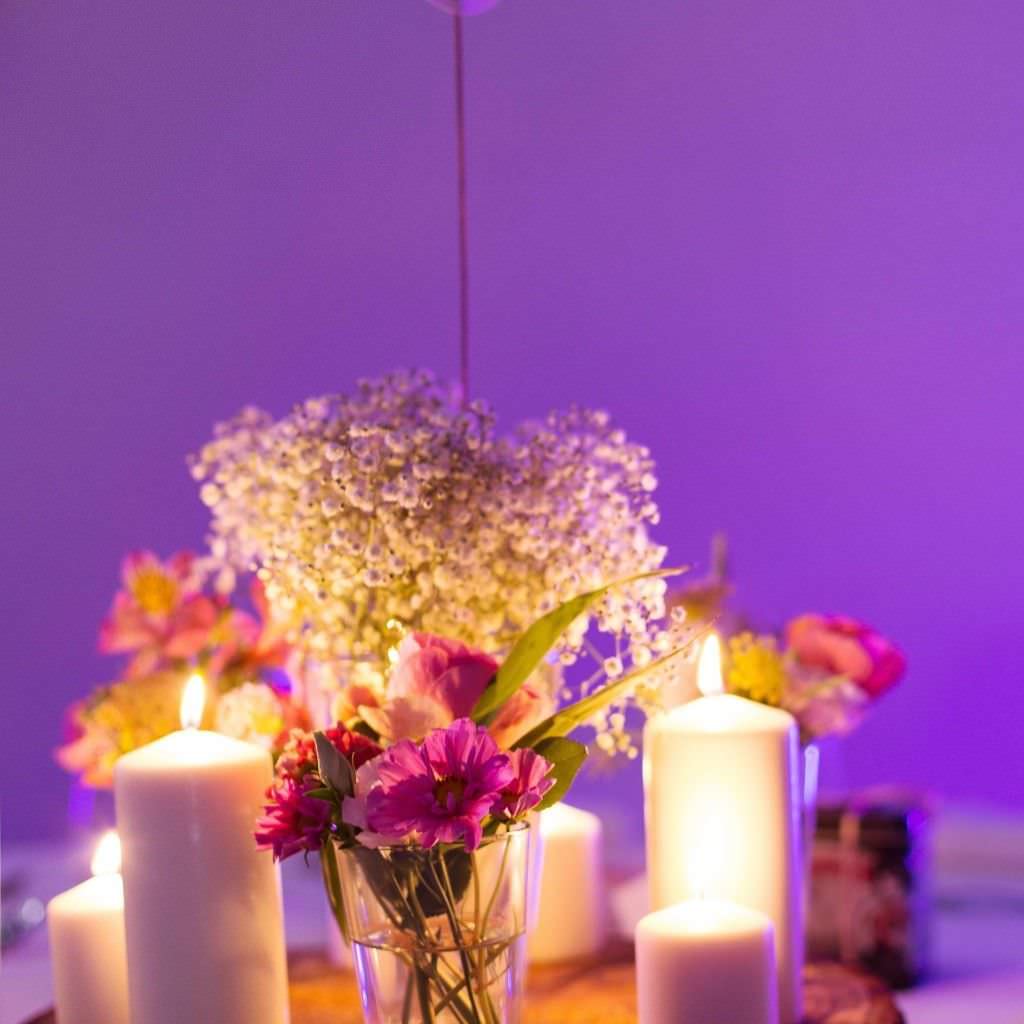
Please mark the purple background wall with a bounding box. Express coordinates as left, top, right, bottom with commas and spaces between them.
4, 0, 1022, 840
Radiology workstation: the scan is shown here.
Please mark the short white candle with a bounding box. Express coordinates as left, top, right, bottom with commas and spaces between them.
114, 675, 289, 1024
527, 803, 606, 963
47, 831, 130, 1024
644, 635, 803, 1023
636, 899, 778, 1024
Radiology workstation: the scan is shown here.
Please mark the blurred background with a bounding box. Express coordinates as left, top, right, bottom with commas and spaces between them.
3, 0, 1023, 841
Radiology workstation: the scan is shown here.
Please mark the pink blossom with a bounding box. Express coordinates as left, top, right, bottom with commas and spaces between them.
496, 748, 555, 818
275, 723, 381, 784
390, 633, 498, 719
256, 724, 382, 860
99, 551, 222, 677
340, 757, 393, 849
366, 719, 515, 850
54, 701, 119, 788
255, 775, 333, 861
782, 667, 871, 739
375, 632, 555, 748
785, 614, 906, 699
209, 578, 295, 679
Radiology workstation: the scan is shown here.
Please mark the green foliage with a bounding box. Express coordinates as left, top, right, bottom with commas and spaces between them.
315, 732, 356, 800
514, 644, 690, 749
531, 737, 587, 811
470, 567, 686, 724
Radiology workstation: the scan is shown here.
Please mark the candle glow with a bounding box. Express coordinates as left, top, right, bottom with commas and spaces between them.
91, 830, 122, 877
180, 673, 206, 730
697, 633, 724, 697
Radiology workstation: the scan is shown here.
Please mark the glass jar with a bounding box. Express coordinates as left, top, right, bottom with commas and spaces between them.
334, 824, 530, 1024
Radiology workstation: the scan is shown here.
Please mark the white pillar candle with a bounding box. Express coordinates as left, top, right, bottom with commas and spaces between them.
114, 675, 289, 1024
636, 899, 778, 1024
527, 803, 606, 962
47, 831, 130, 1024
644, 635, 803, 1023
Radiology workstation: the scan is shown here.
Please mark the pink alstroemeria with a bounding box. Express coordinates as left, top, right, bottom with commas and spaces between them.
208, 578, 295, 680
364, 633, 556, 749
366, 719, 516, 851
99, 551, 222, 677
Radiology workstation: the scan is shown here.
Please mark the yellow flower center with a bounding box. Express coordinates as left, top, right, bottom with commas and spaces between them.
131, 569, 179, 615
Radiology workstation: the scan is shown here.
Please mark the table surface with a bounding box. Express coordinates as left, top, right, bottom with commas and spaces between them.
16, 953, 907, 1024
5, 806, 1024, 1024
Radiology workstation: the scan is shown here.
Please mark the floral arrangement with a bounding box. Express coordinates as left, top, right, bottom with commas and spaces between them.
670, 538, 906, 741
726, 615, 906, 741
252, 572, 688, 1024
190, 371, 669, 690
57, 550, 311, 786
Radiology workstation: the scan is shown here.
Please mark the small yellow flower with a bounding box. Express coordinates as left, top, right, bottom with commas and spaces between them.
726, 633, 787, 707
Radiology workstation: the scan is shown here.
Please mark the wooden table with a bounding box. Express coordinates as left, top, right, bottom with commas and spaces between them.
24, 944, 904, 1024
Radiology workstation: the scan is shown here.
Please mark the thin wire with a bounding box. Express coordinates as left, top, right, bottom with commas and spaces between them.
452, 9, 471, 406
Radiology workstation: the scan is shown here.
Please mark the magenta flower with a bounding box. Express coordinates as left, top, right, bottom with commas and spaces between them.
785, 614, 906, 699
366, 719, 515, 850
255, 775, 334, 861
496, 748, 555, 819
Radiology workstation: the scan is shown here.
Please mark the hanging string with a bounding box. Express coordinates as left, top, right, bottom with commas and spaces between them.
452, 9, 471, 406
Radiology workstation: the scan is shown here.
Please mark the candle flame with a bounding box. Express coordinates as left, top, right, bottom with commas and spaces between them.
180, 673, 206, 730
696, 633, 724, 697
91, 830, 122, 877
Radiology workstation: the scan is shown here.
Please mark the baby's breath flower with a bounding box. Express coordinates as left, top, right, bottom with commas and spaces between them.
190, 372, 668, 695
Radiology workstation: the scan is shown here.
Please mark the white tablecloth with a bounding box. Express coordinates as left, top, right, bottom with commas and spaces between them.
4, 808, 1024, 1023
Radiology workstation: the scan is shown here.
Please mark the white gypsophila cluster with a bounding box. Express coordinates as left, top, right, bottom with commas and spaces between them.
189, 370, 669, 685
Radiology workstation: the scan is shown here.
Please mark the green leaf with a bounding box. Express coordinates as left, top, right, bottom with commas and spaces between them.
514, 643, 691, 749
303, 787, 336, 802
321, 841, 351, 943
532, 737, 587, 811
314, 732, 356, 800
471, 566, 687, 724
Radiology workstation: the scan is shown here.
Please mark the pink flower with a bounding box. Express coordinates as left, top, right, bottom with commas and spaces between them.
54, 701, 119, 788
256, 724, 382, 861
210, 578, 295, 680
99, 551, 222, 677
275, 723, 381, 784
255, 775, 333, 861
785, 614, 906, 699
496, 748, 555, 818
369, 632, 556, 748
366, 719, 515, 850
390, 633, 498, 719
782, 668, 870, 739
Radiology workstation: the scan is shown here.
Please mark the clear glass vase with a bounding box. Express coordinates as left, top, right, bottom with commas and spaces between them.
332, 824, 530, 1024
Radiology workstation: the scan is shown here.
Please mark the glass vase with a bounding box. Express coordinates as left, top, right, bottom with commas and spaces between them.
332, 824, 530, 1024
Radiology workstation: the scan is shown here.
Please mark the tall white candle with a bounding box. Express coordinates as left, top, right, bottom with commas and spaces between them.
115, 675, 289, 1024
644, 635, 803, 1023
527, 803, 605, 963
47, 831, 130, 1024
635, 898, 777, 1024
